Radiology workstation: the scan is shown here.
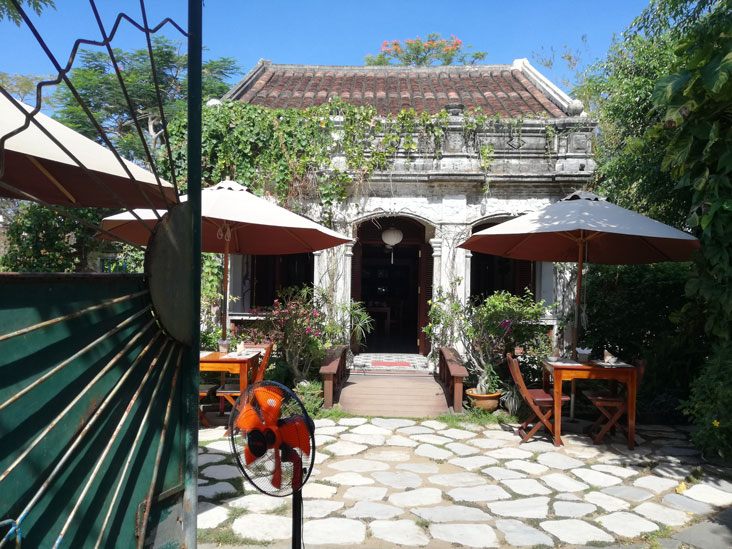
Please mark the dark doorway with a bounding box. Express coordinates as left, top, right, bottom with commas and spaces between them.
360, 244, 419, 352
351, 217, 432, 354
470, 222, 534, 299
252, 253, 313, 307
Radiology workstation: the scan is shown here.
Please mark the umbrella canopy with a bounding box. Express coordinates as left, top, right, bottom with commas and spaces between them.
460, 191, 699, 264
100, 180, 351, 254
460, 191, 700, 358
0, 94, 176, 209
100, 180, 352, 339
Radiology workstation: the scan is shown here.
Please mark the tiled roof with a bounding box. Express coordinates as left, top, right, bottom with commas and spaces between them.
224, 59, 573, 118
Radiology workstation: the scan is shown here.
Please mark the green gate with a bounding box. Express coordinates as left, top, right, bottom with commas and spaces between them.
0, 2, 203, 546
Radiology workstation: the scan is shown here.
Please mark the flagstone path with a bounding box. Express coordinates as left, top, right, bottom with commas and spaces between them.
197, 418, 732, 548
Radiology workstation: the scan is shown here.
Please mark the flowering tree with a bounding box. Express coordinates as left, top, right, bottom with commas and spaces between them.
365, 33, 487, 66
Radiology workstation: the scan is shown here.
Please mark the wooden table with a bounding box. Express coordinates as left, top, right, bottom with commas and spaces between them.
542, 358, 638, 448
200, 350, 261, 413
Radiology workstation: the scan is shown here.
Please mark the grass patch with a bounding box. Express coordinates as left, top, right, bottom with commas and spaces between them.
197, 528, 268, 546
435, 407, 518, 428
642, 525, 674, 548
415, 518, 430, 530
314, 405, 354, 421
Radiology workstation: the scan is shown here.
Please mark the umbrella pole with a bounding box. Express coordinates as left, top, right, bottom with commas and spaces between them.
570, 233, 585, 421
222, 239, 229, 342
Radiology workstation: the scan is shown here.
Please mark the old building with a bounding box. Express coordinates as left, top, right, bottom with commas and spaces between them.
223, 59, 596, 354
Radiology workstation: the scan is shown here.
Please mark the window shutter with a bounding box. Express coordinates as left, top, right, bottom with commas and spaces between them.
514, 259, 534, 295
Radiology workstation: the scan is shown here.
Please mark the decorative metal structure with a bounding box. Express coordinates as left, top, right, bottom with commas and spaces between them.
0, 1, 202, 547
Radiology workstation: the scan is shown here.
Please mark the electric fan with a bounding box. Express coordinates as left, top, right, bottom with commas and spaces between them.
228, 381, 316, 548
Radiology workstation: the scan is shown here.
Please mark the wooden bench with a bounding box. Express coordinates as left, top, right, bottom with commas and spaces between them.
436, 347, 469, 413
320, 345, 349, 408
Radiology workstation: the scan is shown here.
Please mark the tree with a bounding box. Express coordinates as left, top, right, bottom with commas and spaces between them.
365, 33, 487, 66
53, 36, 239, 164
0, 0, 54, 25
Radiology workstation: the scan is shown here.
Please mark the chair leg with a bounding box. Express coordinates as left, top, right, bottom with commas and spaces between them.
593, 405, 627, 445
521, 408, 553, 443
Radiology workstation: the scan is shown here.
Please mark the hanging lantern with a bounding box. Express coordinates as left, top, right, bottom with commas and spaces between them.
381, 227, 403, 264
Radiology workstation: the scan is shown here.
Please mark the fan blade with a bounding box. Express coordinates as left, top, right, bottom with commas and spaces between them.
282, 445, 304, 491
271, 447, 282, 489
235, 406, 265, 433
278, 416, 311, 456
253, 386, 284, 426
244, 446, 259, 466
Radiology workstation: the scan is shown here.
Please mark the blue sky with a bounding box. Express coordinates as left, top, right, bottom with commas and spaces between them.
1, 1, 647, 94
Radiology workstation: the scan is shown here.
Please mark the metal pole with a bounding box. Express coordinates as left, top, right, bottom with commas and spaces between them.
570, 232, 585, 420
292, 489, 303, 549
183, 1, 203, 547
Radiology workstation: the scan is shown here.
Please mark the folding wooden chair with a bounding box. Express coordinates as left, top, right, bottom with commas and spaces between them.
582, 359, 646, 445
507, 353, 570, 444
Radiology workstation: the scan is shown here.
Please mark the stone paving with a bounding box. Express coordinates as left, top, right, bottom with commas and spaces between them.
197, 418, 732, 548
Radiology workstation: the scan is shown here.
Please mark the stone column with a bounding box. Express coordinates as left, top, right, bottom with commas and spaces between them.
342, 242, 354, 305
429, 237, 442, 293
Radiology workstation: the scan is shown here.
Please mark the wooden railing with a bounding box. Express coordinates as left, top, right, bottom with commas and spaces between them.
436, 347, 469, 413
320, 345, 349, 408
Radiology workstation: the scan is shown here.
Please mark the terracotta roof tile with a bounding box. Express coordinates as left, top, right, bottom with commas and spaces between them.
227, 62, 570, 118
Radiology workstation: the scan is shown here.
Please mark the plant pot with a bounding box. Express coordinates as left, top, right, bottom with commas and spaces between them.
466, 388, 502, 412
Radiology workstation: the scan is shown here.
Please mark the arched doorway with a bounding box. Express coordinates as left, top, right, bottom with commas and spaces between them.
351, 217, 432, 354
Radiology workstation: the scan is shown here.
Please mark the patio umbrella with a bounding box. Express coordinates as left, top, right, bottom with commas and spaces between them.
100, 180, 351, 339
0, 94, 175, 209
460, 190, 700, 356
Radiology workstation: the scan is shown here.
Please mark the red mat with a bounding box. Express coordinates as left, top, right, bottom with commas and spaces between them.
371, 361, 411, 367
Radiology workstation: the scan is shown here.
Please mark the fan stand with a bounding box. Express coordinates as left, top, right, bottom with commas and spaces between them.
292, 487, 303, 548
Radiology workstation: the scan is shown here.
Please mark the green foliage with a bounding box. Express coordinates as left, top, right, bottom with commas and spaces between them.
0, 202, 106, 272
683, 342, 732, 459
425, 289, 552, 394
365, 34, 487, 66
0, 72, 54, 103
0, 0, 53, 25
54, 36, 239, 164
163, 98, 453, 219
294, 380, 324, 417
200, 253, 223, 337
582, 264, 708, 423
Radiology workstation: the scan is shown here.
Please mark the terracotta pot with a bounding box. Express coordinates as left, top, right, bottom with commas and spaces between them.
466, 388, 502, 412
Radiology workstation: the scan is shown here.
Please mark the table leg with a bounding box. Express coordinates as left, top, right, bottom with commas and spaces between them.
543, 368, 550, 393
553, 372, 563, 446
627, 371, 637, 450
219, 372, 226, 415
570, 379, 576, 420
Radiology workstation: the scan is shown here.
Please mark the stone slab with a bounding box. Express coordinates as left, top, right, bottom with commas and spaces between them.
198, 453, 226, 466
351, 424, 393, 436
303, 517, 366, 545
411, 434, 453, 445
197, 502, 229, 529
602, 485, 654, 502
301, 482, 338, 499
370, 519, 430, 547
364, 450, 411, 462
496, 519, 553, 546
429, 523, 499, 548
672, 507, 732, 549
386, 435, 419, 447
372, 471, 422, 489
198, 427, 227, 442
389, 487, 443, 507
448, 484, 512, 503
327, 458, 389, 473
338, 417, 367, 426
412, 504, 491, 522
438, 428, 477, 440
485, 447, 533, 460
304, 500, 345, 518
468, 437, 511, 449
203, 440, 231, 453
504, 459, 549, 475
571, 467, 623, 487
228, 493, 287, 512
397, 462, 439, 474
447, 455, 497, 471
501, 478, 553, 496
540, 518, 614, 544
313, 418, 335, 428
397, 426, 434, 435
488, 496, 549, 518
232, 514, 291, 541
414, 443, 453, 460
592, 464, 640, 479
198, 481, 237, 500
321, 472, 374, 485
633, 475, 679, 493
482, 466, 527, 480
428, 472, 486, 487
583, 491, 630, 511
683, 484, 732, 506
537, 452, 584, 470
371, 418, 416, 430
421, 420, 447, 430
540, 472, 589, 492
662, 492, 713, 515
321, 440, 368, 456
340, 433, 385, 446
343, 486, 388, 501
315, 426, 348, 435
343, 501, 403, 519
553, 501, 597, 517
634, 502, 691, 526
445, 442, 479, 456
596, 511, 658, 537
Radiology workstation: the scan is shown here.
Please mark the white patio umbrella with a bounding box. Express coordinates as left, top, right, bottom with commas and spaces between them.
100, 180, 351, 338
460, 190, 700, 355
0, 94, 175, 209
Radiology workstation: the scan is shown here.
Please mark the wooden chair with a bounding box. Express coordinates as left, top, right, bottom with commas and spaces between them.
507, 353, 570, 444
582, 359, 646, 445
216, 342, 274, 407
198, 383, 218, 427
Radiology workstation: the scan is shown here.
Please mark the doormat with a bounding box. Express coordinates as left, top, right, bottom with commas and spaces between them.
371, 361, 412, 367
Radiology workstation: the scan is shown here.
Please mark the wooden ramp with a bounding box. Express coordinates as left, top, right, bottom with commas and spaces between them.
338, 372, 448, 418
